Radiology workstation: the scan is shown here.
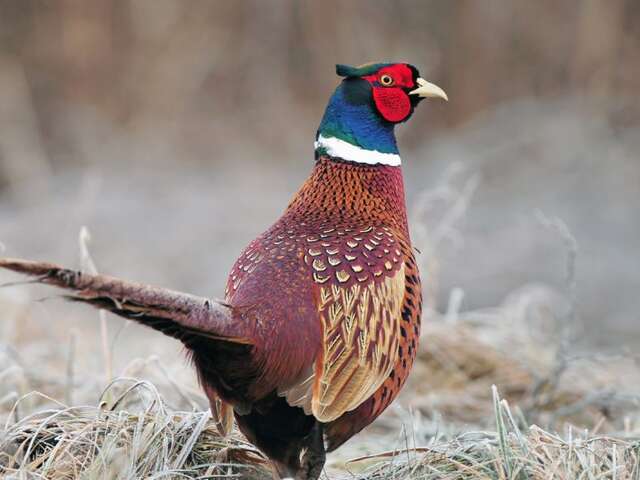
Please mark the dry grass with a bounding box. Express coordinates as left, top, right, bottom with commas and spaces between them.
1, 375, 638, 479
1, 305, 639, 479
0, 380, 271, 479
346, 392, 640, 479
409, 308, 640, 434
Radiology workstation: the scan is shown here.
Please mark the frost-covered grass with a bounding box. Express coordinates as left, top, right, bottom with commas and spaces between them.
0, 380, 271, 479
1, 377, 638, 479
349, 387, 640, 480
1, 304, 639, 479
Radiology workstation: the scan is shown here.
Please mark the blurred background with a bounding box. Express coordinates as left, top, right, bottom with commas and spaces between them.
1, 0, 639, 464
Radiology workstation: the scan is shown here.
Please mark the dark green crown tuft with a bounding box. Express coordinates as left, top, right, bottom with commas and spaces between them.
336, 62, 391, 78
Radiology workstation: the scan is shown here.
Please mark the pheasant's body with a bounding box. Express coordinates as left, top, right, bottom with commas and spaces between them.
0, 62, 446, 479
219, 157, 422, 457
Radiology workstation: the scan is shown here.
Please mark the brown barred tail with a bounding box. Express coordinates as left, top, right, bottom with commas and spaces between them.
0, 257, 248, 347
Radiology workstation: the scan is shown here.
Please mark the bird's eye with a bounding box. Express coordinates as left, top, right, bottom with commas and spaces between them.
379, 74, 394, 86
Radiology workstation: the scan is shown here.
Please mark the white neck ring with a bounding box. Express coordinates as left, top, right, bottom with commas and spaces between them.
314, 135, 401, 166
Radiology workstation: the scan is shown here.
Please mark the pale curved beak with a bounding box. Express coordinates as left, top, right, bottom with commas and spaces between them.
409, 78, 448, 101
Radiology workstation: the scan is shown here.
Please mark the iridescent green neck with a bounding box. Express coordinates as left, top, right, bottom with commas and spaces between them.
315, 80, 399, 164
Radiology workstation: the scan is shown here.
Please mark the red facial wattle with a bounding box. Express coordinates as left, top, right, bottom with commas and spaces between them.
372, 87, 411, 122
364, 64, 416, 123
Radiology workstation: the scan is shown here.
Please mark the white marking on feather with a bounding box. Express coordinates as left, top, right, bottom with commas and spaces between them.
314, 134, 402, 166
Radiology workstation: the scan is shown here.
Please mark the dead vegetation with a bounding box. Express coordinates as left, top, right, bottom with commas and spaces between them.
0, 380, 271, 479
345, 398, 640, 479
2, 375, 639, 479
1, 298, 639, 478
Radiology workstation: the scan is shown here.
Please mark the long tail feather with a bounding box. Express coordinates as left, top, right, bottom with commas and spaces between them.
0, 257, 247, 346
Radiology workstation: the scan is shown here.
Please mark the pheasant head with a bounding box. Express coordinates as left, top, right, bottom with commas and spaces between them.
315, 62, 447, 166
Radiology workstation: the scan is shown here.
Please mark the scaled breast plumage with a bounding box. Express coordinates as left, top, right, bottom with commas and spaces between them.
223, 158, 421, 449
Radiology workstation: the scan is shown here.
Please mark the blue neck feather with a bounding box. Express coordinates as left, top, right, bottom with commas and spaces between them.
316, 83, 398, 155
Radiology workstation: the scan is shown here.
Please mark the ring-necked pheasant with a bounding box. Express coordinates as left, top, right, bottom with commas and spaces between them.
0, 62, 447, 479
